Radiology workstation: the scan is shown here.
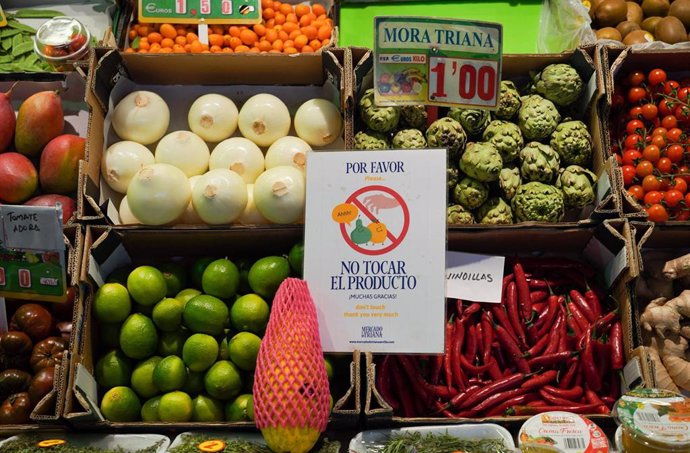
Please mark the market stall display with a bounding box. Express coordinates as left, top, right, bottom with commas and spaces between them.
0, 433, 170, 453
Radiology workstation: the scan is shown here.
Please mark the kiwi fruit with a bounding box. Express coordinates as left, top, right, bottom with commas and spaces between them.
596, 0, 629, 26
626, 1, 645, 23
623, 29, 655, 44
597, 26, 624, 41
669, 0, 690, 28
642, 0, 671, 17
642, 16, 663, 32
655, 15, 688, 43
617, 20, 642, 37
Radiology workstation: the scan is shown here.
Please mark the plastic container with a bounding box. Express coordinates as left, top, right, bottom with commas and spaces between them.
33, 17, 90, 70
0, 433, 169, 453
518, 411, 609, 453
613, 388, 690, 453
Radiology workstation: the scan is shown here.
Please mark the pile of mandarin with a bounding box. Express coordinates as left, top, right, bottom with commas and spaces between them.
125, 1, 333, 54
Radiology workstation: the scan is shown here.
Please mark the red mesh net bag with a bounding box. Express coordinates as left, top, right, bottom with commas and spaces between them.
253, 278, 330, 453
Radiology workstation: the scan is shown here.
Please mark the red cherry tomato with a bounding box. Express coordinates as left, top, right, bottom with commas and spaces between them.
622, 165, 638, 186
628, 71, 645, 87
659, 99, 673, 116
651, 134, 667, 148
642, 174, 661, 192
629, 106, 644, 119
675, 105, 690, 122
622, 149, 643, 166
626, 119, 645, 135
652, 127, 668, 136
641, 103, 659, 120
686, 192, 690, 206
628, 185, 645, 201
644, 190, 664, 205
657, 157, 673, 174
662, 115, 678, 129
678, 87, 690, 102
673, 177, 688, 194
666, 128, 684, 143
643, 145, 661, 163
678, 166, 690, 185
612, 93, 626, 110
647, 204, 669, 222
664, 189, 684, 208
675, 210, 690, 221
625, 134, 644, 149
628, 87, 648, 104
648, 69, 667, 86
615, 153, 623, 165
665, 81, 680, 95
636, 160, 655, 178
666, 144, 685, 164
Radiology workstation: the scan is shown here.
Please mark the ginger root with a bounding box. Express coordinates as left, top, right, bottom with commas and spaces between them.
641, 297, 680, 337
663, 253, 690, 280
645, 341, 679, 392
666, 290, 690, 319
660, 334, 690, 392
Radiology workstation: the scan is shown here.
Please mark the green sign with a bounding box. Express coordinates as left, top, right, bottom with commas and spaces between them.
373, 16, 502, 108
138, 0, 261, 24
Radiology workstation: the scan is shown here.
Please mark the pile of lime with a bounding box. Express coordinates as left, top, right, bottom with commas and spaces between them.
93, 243, 328, 423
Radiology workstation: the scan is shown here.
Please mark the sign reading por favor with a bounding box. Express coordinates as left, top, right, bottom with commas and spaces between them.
374, 16, 502, 108
138, 0, 261, 24
304, 150, 447, 354
0, 205, 67, 302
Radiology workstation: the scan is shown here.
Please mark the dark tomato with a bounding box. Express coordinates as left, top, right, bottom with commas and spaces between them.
622, 149, 643, 166
622, 165, 638, 186
628, 71, 645, 87
667, 128, 684, 143
665, 81, 680, 95
647, 203, 670, 222
612, 93, 625, 110
9, 304, 53, 342
636, 160, 655, 178
652, 127, 668, 136
666, 144, 685, 164
674, 177, 688, 194
675, 105, 690, 122
648, 69, 667, 86
629, 106, 644, 119
615, 153, 623, 165
644, 190, 664, 205
662, 115, 678, 129
628, 87, 648, 104
641, 103, 659, 120
643, 145, 661, 163
0, 392, 31, 424
27, 367, 54, 406
651, 134, 667, 148
657, 157, 673, 174
0, 370, 31, 403
642, 174, 662, 192
678, 166, 690, 184
626, 119, 645, 135
659, 99, 673, 116
664, 189, 685, 208
625, 134, 644, 149
628, 185, 645, 201
29, 337, 66, 372
679, 87, 690, 102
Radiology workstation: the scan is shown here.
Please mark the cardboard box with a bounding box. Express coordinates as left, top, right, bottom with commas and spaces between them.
79, 46, 351, 225
64, 225, 361, 428
352, 47, 622, 227
363, 220, 652, 427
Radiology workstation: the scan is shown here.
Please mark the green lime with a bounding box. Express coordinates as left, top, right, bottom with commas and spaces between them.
120, 314, 158, 360
100, 386, 141, 422
202, 258, 240, 299
158, 262, 187, 297
182, 333, 219, 372
230, 294, 270, 334
324, 356, 334, 382
106, 266, 133, 286
95, 350, 132, 390
192, 394, 224, 422
158, 330, 188, 357
191, 257, 215, 289
248, 256, 290, 299
288, 242, 304, 276
141, 395, 161, 422
127, 266, 167, 306
152, 355, 188, 392
183, 295, 229, 335
94, 283, 132, 323
228, 332, 261, 371
204, 360, 242, 401
183, 371, 205, 396
225, 394, 254, 421
158, 391, 193, 422
235, 258, 254, 295
99, 322, 122, 349
131, 356, 162, 399
152, 298, 185, 332
218, 333, 231, 361
175, 288, 201, 305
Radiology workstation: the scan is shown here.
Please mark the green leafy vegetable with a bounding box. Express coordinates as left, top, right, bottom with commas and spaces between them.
0, 15, 53, 72
0, 436, 164, 453
168, 435, 341, 453
370, 431, 511, 453
11, 41, 34, 57
14, 9, 65, 19
7, 20, 36, 34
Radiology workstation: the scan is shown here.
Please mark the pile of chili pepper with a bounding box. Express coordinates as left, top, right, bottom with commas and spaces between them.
375, 258, 624, 418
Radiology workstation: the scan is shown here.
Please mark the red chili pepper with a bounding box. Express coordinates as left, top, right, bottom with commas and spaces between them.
593, 309, 619, 335
532, 302, 547, 313
397, 356, 430, 399
460, 355, 497, 374
444, 384, 481, 411
492, 341, 507, 370
584, 287, 602, 319
558, 359, 579, 389
495, 324, 531, 373
539, 389, 584, 406
585, 388, 605, 406
473, 387, 530, 414
452, 318, 466, 391
567, 301, 590, 333
610, 321, 624, 370
514, 263, 533, 321
601, 395, 616, 407
390, 358, 415, 417
508, 403, 609, 416
487, 360, 503, 381
465, 324, 477, 360
424, 383, 458, 400
536, 296, 561, 338
543, 313, 564, 356
456, 372, 528, 410
558, 314, 568, 353
582, 327, 601, 392
521, 370, 558, 390
594, 339, 611, 381
543, 385, 583, 401
608, 372, 621, 401
502, 273, 514, 297
525, 334, 550, 358
486, 392, 539, 417
476, 322, 485, 363
462, 303, 482, 323
444, 319, 454, 390
491, 305, 519, 345
528, 351, 578, 369
527, 400, 548, 407
530, 290, 549, 303
430, 354, 444, 385
481, 312, 493, 365
527, 278, 571, 289
570, 289, 597, 324
377, 356, 400, 410
434, 400, 458, 418
507, 282, 528, 347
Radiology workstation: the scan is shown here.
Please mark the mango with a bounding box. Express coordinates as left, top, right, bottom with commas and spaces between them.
0, 85, 16, 151
0, 152, 38, 203
39, 134, 85, 194
25, 194, 76, 225
14, 91, 64, 157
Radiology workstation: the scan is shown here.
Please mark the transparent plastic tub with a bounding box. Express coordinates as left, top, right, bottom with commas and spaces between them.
33, 16, 90, 70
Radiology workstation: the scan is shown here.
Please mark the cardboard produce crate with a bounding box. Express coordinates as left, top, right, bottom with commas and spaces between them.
79, 46, 351, 225
363, 220, 653, 428
351, 47, 621, 228
64, 225, 361, 429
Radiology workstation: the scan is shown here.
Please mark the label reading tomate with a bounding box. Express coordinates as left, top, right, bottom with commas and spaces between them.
519, 411, 610, 453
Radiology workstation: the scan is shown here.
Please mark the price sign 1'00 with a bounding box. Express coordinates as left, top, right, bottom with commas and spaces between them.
428, 57, 499, 108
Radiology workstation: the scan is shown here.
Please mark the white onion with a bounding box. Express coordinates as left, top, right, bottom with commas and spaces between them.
294, 98, 342, 146
209, 137, 264, 183
253, 166, 305, 224
188, 94, 239, 142
237, 184, 269, 225
112, 91, 170, 145
265, 136, 311, 173
101, 141, 155, 193
155, 130, 210, 177
238, 93, 290, 147
192, 169, 247, 225
127, 163, 190, 225
118, 196, 140, 225
176, 175, 203, 225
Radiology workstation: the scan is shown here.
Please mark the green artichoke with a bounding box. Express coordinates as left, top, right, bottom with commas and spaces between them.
354, 130, 389, 150
534, 63, 583, 107
359, 88, 400, 133
550, 120, 592, 166
556, 165, 597, 208
460, 142, 503, 182
448, 108, 490, 138
447, 204, 475, 225
425, 117, 467, 162
512, 182, 565, 223
518, 95, 561, 141
447, 167, 459, 191
392, 129, 427, 149
482, 120, 524, 163
401, 105, 428, 130
452, 176, 489, 210
496, 80, 521, 120
499, 167, 521, 200
476, 197, 514, 225
519, 142, 561, 183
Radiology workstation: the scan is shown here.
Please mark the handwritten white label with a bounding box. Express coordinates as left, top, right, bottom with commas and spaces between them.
446, 251, 504, 303
1, 205, 63, 251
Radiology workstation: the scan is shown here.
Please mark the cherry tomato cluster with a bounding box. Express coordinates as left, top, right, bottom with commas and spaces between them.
611, 68, 690, 222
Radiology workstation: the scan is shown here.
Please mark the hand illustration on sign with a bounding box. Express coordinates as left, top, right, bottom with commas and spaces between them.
362, 194, 400, 214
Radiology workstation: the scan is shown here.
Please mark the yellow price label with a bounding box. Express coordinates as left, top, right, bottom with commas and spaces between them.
37, 439, 67, 448
197, 440, 226, 452
0, 6, 7, 27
